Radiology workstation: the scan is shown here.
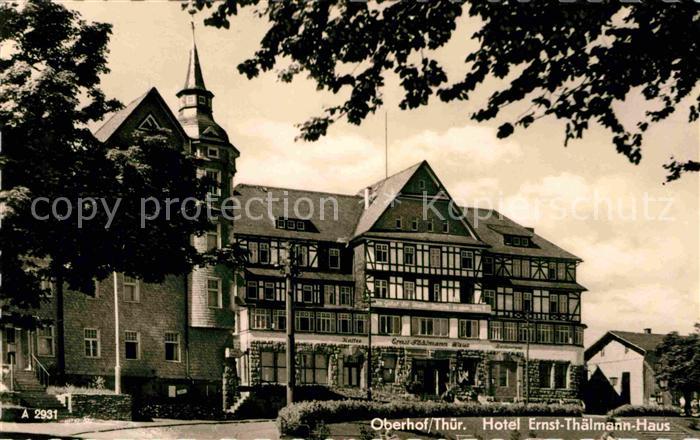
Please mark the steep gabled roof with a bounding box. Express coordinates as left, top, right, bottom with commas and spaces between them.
464, 207, 581, 261
233, 184, 364, 243
585, 330, 668, 362
93, 87, 188, 144
353, 162, 422, 238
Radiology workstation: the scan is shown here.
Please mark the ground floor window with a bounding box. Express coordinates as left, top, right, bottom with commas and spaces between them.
411, 317, 449, 337
84, 328, 100, 358
554, 362, 569, 388
37, 326, 55, 357
164, 332, 180, 362
300, 353, 328, 384
261, 350, 287, 383
538, 361, 568, 389
381, 354, 397, 383
124, 330, 140, 360
539, 362, 552, 388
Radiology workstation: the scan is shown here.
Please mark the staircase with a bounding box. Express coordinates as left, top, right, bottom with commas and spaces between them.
13, 370, 66, 413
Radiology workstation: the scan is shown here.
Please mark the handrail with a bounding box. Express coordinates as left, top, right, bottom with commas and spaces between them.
31, 354, 50, 387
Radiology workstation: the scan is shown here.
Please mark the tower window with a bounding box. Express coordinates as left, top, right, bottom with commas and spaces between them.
198, 96, 206, 105
207, 147, 219, 158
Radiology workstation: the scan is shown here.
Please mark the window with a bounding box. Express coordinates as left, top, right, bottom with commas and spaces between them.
261, 282, 274, 301
205, 169, 221, 196
411, 217, 419, 231
338, 313, 352, 334
429, 247, 441, 268
206, 224, 221, 250
300, 353, 328, 384
37, 326, 55, 357
123, 276, 140, 302
40, 280, 53, 298
556, 325, 572, 344
355, 315, 367, 334
461, 250, 474, 269
519, 323, 536, 342
489, 321, 503, 340
412, 317, 449, 337
403, 246, 415, 266
206, 147, 219, 158
548, 262, 557, 280
523, 292, 533, 312
293, 221, 304, 231
375, 243, 388, 263
395, 217, 402, 229
125, 331, 140, 360
539, 362, 552, 388
574, 327, 584, 346
340, 286, 352, 306
379, 315, 401, 335
483, 290, 495, 307
259, 242, 270, 264
549, 293, 559, 314
301, 285, 314, 303
207, 278, 222, 308
554, 363, 568, 389
295, 311, 314, 332
198, 95, 207, 105
538, 324, 553, 343
329, 248, 340, 269
261, 350, 287, 383
427, 219, 434, 232
276, 218, 285, 229
609, 377, 618, 387
84, 328, 100, 358
252, 309, 271, 330
483, 257, 494, 275
459, 319, 479, 339
498, 364, 509, 387
419, 179, 426, 190
381, 354, 397, 383
374, 279, 388, 298
286, 220, 295, 230
292, 245, 309, 267
522, 237, 529, 247
442, 221, 449, 233
273, 310, 286, 331
165, 332, 180, 362
503, 322, 518, 341
317, 312, 336, 333
247, 281, 258, 299
403, 281, 415, 300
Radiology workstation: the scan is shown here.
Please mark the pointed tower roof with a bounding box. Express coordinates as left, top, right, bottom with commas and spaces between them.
181, 22, 209, 93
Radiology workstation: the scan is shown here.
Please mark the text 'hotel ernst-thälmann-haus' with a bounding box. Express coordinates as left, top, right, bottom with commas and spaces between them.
2, 35, 586, 403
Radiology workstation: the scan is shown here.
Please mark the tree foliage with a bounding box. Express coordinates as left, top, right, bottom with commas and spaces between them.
0, 0, 243, 376
194, 0, 699, 181
655, 324, 700, 414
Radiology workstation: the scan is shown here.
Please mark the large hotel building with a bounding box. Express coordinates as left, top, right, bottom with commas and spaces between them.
1, 36, 586, 404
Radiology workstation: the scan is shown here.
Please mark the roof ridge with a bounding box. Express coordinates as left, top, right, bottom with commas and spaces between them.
235, 182, 361, 199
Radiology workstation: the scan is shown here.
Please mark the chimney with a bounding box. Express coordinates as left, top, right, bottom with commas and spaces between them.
643, 328, 652, 334
364, 188, 370, 209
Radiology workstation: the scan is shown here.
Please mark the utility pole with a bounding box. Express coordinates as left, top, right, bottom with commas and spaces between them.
113, 272, 121, 394
282, 242, 300, 405
364, 287, 373, 401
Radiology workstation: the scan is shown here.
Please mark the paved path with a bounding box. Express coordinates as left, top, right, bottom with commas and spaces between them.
0, 418, 279, 439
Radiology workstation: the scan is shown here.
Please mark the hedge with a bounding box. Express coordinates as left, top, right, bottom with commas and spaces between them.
607, 404, 681, 417
278, 400, 583, 436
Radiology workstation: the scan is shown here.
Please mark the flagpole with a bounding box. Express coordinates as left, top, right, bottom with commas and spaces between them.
113, 272, 121, 394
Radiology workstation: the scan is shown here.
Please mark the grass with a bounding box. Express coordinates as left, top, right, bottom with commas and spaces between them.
46, 385, 116, 395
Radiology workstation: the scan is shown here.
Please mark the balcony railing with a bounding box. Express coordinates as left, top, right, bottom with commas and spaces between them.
371, 298, 492, 314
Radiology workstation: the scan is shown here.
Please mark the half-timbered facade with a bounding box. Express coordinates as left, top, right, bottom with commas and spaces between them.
234, 161, 587, 401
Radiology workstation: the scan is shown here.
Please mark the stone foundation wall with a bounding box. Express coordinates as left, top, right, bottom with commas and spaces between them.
59, 393, 132, 420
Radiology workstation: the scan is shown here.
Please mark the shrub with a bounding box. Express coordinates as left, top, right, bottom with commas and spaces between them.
607, 404, 681, 417
46, 385, 115, 395
277, 400, 582, 436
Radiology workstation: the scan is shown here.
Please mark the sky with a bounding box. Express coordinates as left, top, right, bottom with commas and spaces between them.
69, 1, 699, 345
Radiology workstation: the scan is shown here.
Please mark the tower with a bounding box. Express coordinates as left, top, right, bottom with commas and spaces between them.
178, 22, 239, 342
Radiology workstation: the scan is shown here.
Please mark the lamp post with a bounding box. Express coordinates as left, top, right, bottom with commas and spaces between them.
113, 272, 121, 394
281, 242, 301, 405
524, 310, 531, 406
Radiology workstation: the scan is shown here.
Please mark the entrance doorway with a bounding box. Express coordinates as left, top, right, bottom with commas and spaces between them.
343, 361, 361, 387
412, 359, 449, 396
490, 361, 518, 401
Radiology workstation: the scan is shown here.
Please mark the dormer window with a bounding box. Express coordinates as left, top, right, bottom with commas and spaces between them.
442, 221, 449, 233
277, 217, 311, 232
276, 218, 285, 229
296, 221, 305, 231
395, 218, 402, 229
504, 234, 530, 248
207, 147, 219, 158
286, 220, 295, 230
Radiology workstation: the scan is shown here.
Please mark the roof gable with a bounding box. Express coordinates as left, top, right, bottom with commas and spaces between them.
93, 87, 188, 146
585, 330, 668, 361
353, 161, 480, 242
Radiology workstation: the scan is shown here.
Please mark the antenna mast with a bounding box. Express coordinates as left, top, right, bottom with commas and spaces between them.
384, 111, 388, 178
